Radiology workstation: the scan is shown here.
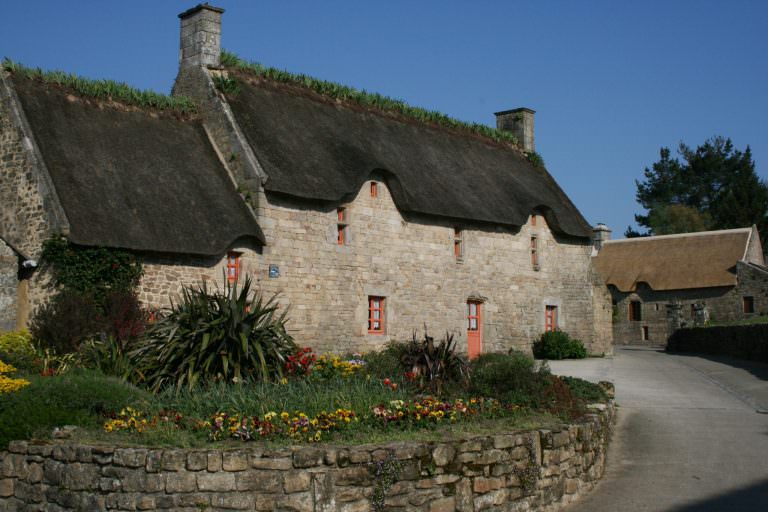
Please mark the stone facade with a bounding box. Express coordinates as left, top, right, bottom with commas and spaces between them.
0, 240, 16, 331
611, 262, 768, 345
0, 402, 615, 512
136, 179, 612, 355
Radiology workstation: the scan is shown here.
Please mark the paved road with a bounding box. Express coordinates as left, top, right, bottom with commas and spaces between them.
549, 347, 768, 511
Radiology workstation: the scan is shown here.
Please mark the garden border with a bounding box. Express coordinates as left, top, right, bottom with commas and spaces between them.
0, 401, 614, 511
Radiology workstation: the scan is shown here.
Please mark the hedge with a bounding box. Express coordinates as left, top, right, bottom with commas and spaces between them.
667, 324, 768, 363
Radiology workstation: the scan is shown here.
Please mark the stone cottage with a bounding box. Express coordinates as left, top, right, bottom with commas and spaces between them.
593, 225, 768, 345
0, 4, 613, 355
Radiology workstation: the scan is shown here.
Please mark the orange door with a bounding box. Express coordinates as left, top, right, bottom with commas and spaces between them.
467, 301, 482, 359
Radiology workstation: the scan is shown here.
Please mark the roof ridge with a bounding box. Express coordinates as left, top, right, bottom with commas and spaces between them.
605, 227, 752, 244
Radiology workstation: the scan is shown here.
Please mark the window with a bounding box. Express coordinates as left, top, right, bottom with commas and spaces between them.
545, 305, 557, 332
454, 228, 463, 261
226, 252, 240, 282
743, 296, 755, 314
370, 182, 378, 198
337, 207, 347, 245
368, 296, 385, 334
531, 236, 539, 269
642, 326, 649, 341
629, 300, 642, 321
690, 304, 696, 319
531, 214, 537, 227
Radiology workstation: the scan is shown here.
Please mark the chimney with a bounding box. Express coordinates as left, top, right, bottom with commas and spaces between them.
178, 3, 225, 69
494, 108, 535, 152
592, 223, 612, 252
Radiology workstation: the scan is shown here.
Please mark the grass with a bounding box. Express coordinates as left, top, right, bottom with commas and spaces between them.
2, 59, 197, 113
220, 50, 520, 147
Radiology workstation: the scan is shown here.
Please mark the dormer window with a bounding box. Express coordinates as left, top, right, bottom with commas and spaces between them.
370, 182, 378, 198
337, 207, 348, 245
226, 251, 241, 282
454, 228, 463, 261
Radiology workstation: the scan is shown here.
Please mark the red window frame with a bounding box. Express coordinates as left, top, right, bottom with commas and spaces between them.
370, 182, 378, 198
454, 228, 463, 260
531, 236, 539, 267
545, 305, 557, 332
337, 207, 347, 245
467, 301, 480, 332
226, 251, 240, 282
368, 296, 385, 334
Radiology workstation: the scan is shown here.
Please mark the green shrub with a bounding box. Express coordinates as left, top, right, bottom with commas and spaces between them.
559, 376, 608, 403
532, 331, 587, 360
130, 276, 296, 392
667, 324, 768, 362
0, 330, 37, 371
363, 342, 408, 379
0, 370, 148, 448
469, 351, 548, 405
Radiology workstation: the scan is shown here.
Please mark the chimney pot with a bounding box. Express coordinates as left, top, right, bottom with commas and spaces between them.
592, 223, 612, 252
494, 107, 535, 152
178, 3, 225, 69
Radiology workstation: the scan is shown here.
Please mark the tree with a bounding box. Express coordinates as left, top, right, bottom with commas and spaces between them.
627, 136, 768, 239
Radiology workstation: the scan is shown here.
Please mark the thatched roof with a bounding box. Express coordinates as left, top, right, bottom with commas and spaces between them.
593, 228, 757, 292
224, 74, 593, 238
10, 74, 264, 255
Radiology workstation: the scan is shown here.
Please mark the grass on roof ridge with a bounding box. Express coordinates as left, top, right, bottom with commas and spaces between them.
2, 59, 197, 114
221, 50, 519, 146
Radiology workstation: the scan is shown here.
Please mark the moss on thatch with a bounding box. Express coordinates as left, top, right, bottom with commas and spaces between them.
2, 59, 197, 113
220, 50, 518, 146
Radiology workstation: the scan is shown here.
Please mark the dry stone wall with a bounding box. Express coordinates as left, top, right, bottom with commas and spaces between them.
0, 240, 16, 331
0, 402, 614, 512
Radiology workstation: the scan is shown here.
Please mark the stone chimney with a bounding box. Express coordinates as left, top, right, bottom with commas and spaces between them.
494, 108, 535, 152
178, 3, 225, 69
592, 223, 612, 252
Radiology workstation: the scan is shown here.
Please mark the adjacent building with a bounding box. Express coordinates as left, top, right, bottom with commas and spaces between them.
0, 4, 613, 355
593, 225, 768, 345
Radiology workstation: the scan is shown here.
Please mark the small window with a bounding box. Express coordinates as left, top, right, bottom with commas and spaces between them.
454, 228, 463, 261
226, 252, 241, 282
690, 304, 696, 319
368, 296, 385, 334
655, 304, 659, 311
337, 207, 347, 245
743, 296, 755, 314
545, 305, 557, 332
531, 236, 539, 269
370, 182, 378, 198
642, 326, 649, 341
629, 300, 642, 321
531, 214, 537, 227
468, 301, 480, 331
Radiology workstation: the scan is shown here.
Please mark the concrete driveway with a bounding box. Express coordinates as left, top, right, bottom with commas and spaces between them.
549, 346, 768, 511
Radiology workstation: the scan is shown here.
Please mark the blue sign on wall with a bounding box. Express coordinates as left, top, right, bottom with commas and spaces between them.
268, 264, 280, 278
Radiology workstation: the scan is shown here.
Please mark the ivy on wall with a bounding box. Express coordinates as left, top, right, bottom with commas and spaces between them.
40, 237, 143, 301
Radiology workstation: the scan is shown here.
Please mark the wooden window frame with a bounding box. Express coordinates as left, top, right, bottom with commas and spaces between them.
337, 207, 348, 245
370, 182, 378, 198
454, 228, 463, 261
531, 236, 539, 269
226, 251, 241, 283
743, 296, 755, 314
629, 300, 642, 321
368, 296, 385, 334
545, 305, 557, 332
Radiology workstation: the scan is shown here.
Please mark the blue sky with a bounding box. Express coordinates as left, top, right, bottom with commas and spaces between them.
2, 1, 766, 237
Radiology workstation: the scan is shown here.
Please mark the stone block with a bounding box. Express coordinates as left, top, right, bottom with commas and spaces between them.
432, 444, 456, 466
161, 450, 186, 471
222, 450, 249, 471
197, 471, 236, 492
284, 471, 311, 493
277, 491, 314, 512
166, 471, 197, 493
207, 451, 222, 472
0, 478, 14, 497
113, 449, 147, 468
211, 493, 255, 510
293, 447, 325, 468
430, 496, 457, 512
145, 450, 163, 473
186, 451, 207, 471
235, 470, 282, 492
473, 476, 504, 494
335, 465, 371, 486
250, 456, 292, 470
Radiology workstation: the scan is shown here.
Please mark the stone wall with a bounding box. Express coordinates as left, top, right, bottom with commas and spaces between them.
0, 402, 615, 512
611, 262, 768, 344
0, 240, 17, 331
137, 178, 613, 356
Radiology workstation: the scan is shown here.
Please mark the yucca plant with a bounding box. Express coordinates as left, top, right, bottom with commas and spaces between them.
399, 328, 469, 394
129, 276, 295, 392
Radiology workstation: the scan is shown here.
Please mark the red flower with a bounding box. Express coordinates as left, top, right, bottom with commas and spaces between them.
383, 378, 391, 386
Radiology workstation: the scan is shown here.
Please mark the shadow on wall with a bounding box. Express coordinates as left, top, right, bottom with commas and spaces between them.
668, 479, 768, 511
